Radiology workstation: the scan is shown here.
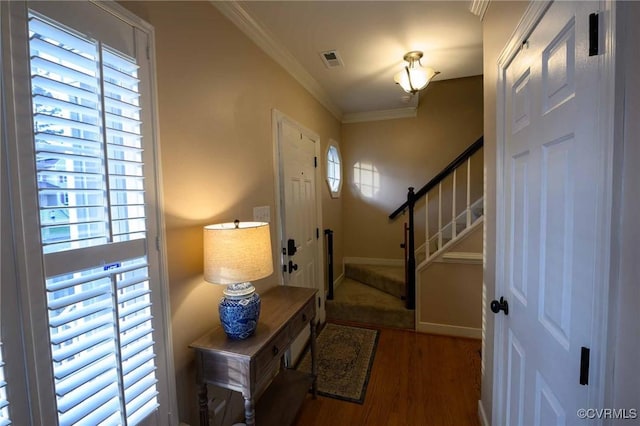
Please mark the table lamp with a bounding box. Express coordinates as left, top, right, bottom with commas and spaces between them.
203, 220, 273, 339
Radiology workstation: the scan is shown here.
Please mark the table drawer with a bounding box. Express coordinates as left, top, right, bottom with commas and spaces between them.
289, 298, 315, 338
254, 326, 290, 375
198, 353, 248, 391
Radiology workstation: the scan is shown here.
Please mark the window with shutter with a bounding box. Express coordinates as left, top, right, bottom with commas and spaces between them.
26, 9, 160, 425
0, 342, 9, 426
0, 5, 11, 426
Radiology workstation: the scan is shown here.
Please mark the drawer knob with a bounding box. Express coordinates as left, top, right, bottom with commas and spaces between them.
272, 346, 279, 356
302, 314, 307, 322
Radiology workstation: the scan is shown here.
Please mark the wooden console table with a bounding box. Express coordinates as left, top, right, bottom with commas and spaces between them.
190, 286, 318, 426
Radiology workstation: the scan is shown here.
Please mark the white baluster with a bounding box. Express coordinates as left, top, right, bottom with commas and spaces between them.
466, 156, 472, 227
438, 182, 442, 250
425, 192, 430, 256
452, 169, 457, 239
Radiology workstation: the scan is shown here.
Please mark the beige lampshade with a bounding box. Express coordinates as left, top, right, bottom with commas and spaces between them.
203, 221, 273, 285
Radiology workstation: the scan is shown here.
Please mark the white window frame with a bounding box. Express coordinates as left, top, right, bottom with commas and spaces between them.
325, 141, 343, 198
1, 1, 177, 424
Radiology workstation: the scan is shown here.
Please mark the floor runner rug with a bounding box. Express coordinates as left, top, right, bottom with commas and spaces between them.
297, 323, 379, 404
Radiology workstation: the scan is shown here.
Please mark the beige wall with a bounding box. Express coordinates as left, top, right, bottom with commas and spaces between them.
120, 2, 341, 423
420, 263, 482, 329
481, 1, 529, 423
341, 76, 483, 261
419, 225, 483, 330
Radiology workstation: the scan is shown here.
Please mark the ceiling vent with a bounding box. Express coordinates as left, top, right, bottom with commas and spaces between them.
320, 50, 344, 69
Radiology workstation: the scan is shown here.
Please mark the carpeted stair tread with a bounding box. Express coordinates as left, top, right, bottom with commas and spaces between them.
326, 278, 414, 330
345, 264, 405, 298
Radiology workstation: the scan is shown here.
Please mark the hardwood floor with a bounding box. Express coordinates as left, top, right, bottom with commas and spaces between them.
294, 324, 481, 426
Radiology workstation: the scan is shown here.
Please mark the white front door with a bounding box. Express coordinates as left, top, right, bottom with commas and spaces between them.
277, 114, 324, 363
496, 2, 608, 425
281, 119, 318, 290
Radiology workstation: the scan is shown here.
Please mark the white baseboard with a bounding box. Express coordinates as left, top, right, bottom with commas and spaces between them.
417, 321, 482, 339
333, 273, 344, 290
438, 252, 483, 264
478, 400, 490, 426
343, 257, 403, 267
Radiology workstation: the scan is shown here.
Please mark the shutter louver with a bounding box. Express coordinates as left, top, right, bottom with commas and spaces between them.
29, 11, 159, 425
0, 343, 10, 425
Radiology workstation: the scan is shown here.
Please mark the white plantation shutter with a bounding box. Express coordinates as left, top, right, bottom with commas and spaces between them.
28, 9, 160, 425
0, 5, 12, 424
0, 343, 9, 426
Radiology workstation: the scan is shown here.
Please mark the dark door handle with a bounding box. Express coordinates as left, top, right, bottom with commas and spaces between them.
287, 239, 297, 256
490, 297, 509, 315
288, 260, 298, 273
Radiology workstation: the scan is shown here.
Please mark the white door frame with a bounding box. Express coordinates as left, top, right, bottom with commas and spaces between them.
492, 1, 616, 423
272, 109, 325, 322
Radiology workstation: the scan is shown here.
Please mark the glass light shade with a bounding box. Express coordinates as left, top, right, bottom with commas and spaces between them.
394, 66, 438, 94
203, 221, 273, 285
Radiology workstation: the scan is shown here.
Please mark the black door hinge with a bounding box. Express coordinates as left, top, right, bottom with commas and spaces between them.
314, 156, 318, 168
589, 13, 599, 56
316, 228, 319, 239
580, 346, 590, 385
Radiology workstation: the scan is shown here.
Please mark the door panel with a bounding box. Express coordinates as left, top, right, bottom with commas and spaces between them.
506, 330, 526, 426
534, 372, 566, 426
509, 151, 530, 307
539, 136, 574, 350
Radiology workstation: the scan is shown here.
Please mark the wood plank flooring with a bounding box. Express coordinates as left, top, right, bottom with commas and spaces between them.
294, 324, 481, 426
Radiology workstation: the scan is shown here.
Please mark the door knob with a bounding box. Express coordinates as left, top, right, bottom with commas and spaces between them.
490, 297, 509, 315
288, 260, 298, 273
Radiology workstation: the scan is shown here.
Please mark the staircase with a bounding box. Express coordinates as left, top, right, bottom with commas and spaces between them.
326, 264, 415, 330
389, 136, 484, 310
326, 137, 484, 332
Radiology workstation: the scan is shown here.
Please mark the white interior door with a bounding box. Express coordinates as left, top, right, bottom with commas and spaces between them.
278, 115, 323, 363
496, 2, 606, 425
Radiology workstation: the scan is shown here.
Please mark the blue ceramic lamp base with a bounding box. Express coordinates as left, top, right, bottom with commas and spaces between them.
219, 282, 261, 340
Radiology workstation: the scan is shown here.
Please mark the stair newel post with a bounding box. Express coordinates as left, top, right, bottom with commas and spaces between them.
325, 229, 334, 300
407, 187, 416, 310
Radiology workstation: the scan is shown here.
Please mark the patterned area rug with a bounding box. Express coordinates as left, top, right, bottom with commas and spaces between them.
297, 323, 379, 404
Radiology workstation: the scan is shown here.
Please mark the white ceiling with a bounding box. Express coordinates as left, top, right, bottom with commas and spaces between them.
214, 1, 483, 122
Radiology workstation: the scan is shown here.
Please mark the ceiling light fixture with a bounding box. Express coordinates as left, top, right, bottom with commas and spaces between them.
394, 51, 439, 95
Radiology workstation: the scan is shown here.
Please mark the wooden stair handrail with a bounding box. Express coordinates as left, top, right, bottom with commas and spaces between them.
389, 136, 484, 220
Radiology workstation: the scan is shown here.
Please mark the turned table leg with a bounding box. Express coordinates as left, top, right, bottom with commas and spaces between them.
310, 318, 318, 398
243, 396, 255, 426
198, 382, 209, 426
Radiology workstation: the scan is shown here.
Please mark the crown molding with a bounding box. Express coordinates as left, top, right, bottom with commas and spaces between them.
469, 0, 490, 21
341, 107, 417, 124
211, 1, 343, 120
